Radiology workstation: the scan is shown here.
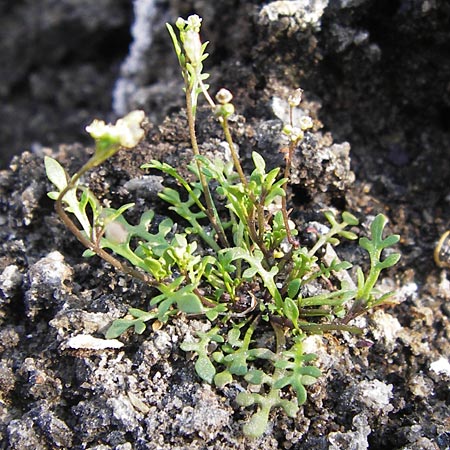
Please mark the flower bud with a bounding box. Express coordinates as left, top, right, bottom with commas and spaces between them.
175, 17, 186, 31
290, 127, 304, 142
288, 88, 303, 107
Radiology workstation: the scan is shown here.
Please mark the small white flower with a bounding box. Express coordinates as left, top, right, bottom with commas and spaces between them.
186, 14, 202, 32
176, 17, 186, 30
184, 29, 202, 66
115, 110, 146, 148
85, 110, 145, 149
85, 119, 115, 140
290, 127, 304, 142
299, 116, 313, 131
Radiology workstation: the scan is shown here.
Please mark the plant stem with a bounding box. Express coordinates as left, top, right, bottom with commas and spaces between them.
184, 81, 229, 248
56, 165, 157, 287
221, 118, 248, 187
221, 116, 271, 258
281, 107, 299, 248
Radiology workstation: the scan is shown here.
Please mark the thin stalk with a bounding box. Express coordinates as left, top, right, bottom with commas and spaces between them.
200, 80, 216, 109
184, 80, 229, 248
221, 115, 270, 258
307, 223, 345, 258
280, 106, 299, 248
272, 320, 286, 353
193, 287, 218, 308
221, 117, 248, 187
257, 191, 267, 242
56, 166, 156, 287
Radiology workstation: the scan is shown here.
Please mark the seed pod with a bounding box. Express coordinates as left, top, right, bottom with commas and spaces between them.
216, 88, 233, 105
434, 230, 450, 268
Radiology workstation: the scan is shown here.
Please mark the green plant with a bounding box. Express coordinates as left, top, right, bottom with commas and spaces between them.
45, 14, 400, 438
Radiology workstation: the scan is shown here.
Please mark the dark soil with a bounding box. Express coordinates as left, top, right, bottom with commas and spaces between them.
1, 1, 449, 449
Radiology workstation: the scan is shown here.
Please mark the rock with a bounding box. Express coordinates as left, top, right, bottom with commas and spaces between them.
63, 334, 124, 350
0, 0, 132, 167
0, 265, 23, 299
328, 413, 371, 450
429, 357, 450, 377
259, 0, 329, 32
24, 251, 73, 320
356, 379, 394, 414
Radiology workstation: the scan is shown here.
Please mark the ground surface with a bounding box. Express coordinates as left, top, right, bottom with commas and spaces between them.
0, 1, 449, 449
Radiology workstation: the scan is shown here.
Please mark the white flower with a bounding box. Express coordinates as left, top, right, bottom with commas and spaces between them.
86, 110, 145, 148
184, 29, 202, 66
186, 14, 202, 32
115, 110, 146, 148
299, 116, 313, 131
282, 124, 304, 142
85, 119, 114, 140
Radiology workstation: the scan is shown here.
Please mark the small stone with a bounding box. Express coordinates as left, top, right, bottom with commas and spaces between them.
0, 265, 23, 298
64, 334, 124, 350
409, 374, 434, 397
429, 357, 450, 376
357, 380, 393, 413
371, 310, 402, 349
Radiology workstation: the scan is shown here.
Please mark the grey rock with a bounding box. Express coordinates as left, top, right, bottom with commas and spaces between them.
24, 251, 72, 319
0, 265, 23, 299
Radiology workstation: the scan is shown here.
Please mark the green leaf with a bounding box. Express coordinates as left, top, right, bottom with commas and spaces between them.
227, 327, 242, 346
342, 211, 359, 226
180, 327, 222, 384
236, 392, 255, 407
214, 370, 233, 388
242, 267, 258, 278
195, 355, 216, 383
105, 308, 158, 339
280, 399, 299, 418
243, 410, 270, 439
105, 319, 137, 339
224, 247, 282, 309
376, 252, 401, 270
244, 370, 264, 385
134, 320, 147, 335
283, 298, 299, 324
339, 230, 358, 240
252, 151, 266, 173
287, 279, 301, 299
44, 156, 68, 192
176, 293, 204, 314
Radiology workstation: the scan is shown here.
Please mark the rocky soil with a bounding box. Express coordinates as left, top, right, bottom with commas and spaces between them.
1, 1, 449, 449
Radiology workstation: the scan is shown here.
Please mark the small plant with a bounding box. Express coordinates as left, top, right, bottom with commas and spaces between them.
45, 15, 400, 438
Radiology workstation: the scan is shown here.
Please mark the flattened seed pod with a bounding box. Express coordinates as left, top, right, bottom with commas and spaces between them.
434, 230, 450, 268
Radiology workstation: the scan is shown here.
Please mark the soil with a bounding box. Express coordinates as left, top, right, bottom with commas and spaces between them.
0, 1, 449, 449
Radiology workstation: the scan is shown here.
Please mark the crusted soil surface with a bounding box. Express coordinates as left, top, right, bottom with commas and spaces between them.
1, 1, 449, 449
